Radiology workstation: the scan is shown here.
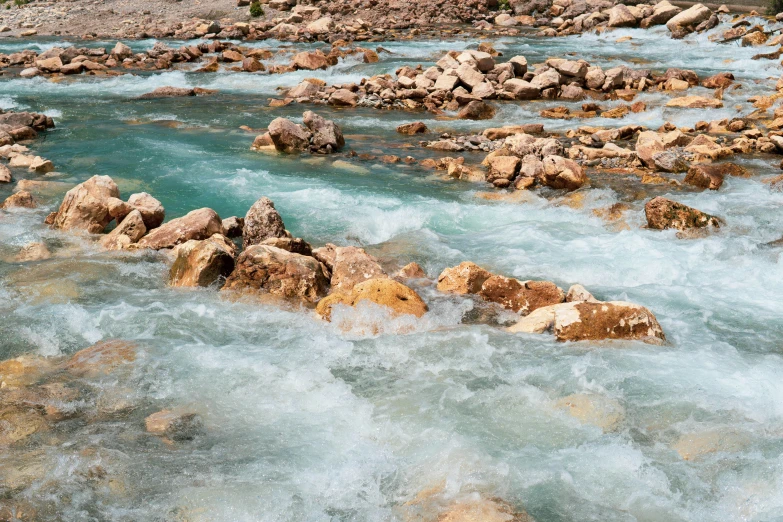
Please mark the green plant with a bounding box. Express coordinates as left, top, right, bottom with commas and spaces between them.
249, 1, 264, 17
769, 0, 783, 14
496, 0, 511, 10
13, 0, 30, 6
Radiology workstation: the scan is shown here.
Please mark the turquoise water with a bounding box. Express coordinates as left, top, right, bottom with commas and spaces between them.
2, 23, 783, 521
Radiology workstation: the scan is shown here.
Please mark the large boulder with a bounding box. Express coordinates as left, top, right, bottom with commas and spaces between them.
136, 208, 223, 250
169, 234, 236, 288
291, 51, 328, 70
243, 196, 287, 248
52, 175, 120, 234
303, 111, 344, 153
541, 155, 587, 190
635, 131, 664, 168
508, 301, 665, 343
268, 117, 311, 153
479, 275, 565, 314
315, 278, 427, 321
99, 209, 147, 250
641, 0, 681, 27
145, 410, 203, 441
328, 246, 387, 293
644, 197, 722, 231
666, 3, 711, 34
222, 245, 329, 302
457, 100, 496, 120
437, 262, 493, 294
684, 163, 749, 190
607, 4, 638, 27
65, 339, 136, 377
2, 190, 36, 209
127, 192, 165, 229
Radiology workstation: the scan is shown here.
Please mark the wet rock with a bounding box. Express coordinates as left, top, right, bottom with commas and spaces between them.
608, 4, 637, 27
303, 111, 345, 152
479, 275, 565, 314
438, 497, 532, 522
555, 393, 625, 432
702, 72, 734, 89
65, 339, 137, 377
222, 245, 329, 303
291, 51, 329, 70
145, 410, 203, 441
128, 192, 165, 229
29, 157, 54, 174
288, 80, 320, 98
673, 429, 748, 460
112, 42, 133, 60
138, 87, 196, 99
541, 155, 586, 190
136, 208, 223, 250
15, 242, 51, 263
328, 89, 359, 107
0, 406, 47, 445
0, 355, 59, 388
100, 209, 147, 250
260, 237, 312, 256
107, 197, 133, 223
268, 117, 311, 153
2, 191, 36, 210
396, 262, 426, 279
0, 164, 10, 183
437, 262, 493, 294
487, 155, 520, 183
52, 175, 120, 234
457, 100, 496, 120
316, 278, 427, 321
510, 300, 665, 343
666, 96, 723, 109
169, 234, 236, 288
397, 122, 428, 135
641, 0, 681, 27
328, 246, 387, 293
635, 131, 664, 168
666, 3, 711, 35
684, 163, 749, 190
645, 197, 722, 231
651, 150, 689, 173
566, 284, 597, 303
243, 196, 287, 249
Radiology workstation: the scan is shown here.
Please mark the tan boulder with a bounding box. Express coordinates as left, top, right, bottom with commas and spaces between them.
329, 89, 359, 107
268, 117, 311, 153
243, 196, 287, 248
52, 175, 120, 234
665, 96, 723, 109
2, 190, 36, 209
316, 278, 427, 321
15, 242, 51, 262
666, 3, 711, 33
128, 192, 165, 229
437, 262, 492, 294
145, 410, 203, 441
555, 393, 625, 432
673, 429, 748, 460
0, 355, 59, 388
329, 246, 387, 293
100, 209, 147, 250
65, 339, 137, 377
169, 234, 236, 288
291, 51, 328, 70
635, 131, 664, 168
136, 208, 223, 250
222, 245, 329, 302
644, 197, 722, 231
396, 262, 426, 279
541, 155, 587, 190
479, 275, 565, 314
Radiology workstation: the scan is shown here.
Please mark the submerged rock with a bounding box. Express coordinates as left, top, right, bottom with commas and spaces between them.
303, 111, 345, 153
222, 245, 329, 302
243, 196, 287, 249
328, 245, 387, 293
555, 393, 625, 432
51, 175, 120, 234
15, 242, 51, 262
684, 163, 750, 191
644, 197, 722, 231
145, 410, 203, 441
316, 277, 427, 321
479, 275, 565, 315
136, 208, 223, 250
169, 234, 236, 288
65, 339, 137, 377
268, 117, 311, 153
2, 190, 36, 209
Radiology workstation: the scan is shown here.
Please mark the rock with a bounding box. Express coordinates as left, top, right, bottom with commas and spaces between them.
145, 410, 203, 441
28, 157, 54, 174
328, 89, 359, 107
508, 55, 528, 76
169, 234, 236, 288
34, 57, 63, 73
260, 237, 312, 256
455, 62, 486, 89
635, 131, 664, 168
222, 245, 329, 302
52, 175, 120, 234
268, 117, 311, 153
315, 278, 427, 321
292, 51, 328, 70
242, 57, 265, 72
0, 355, 58, 388
741, 31, 767, 46
437, 497, 532, 522
222, 216, 244, 238
329, 246, 387, 293
457, 101, 496, 120
479, 275, 565, 314
243, 196, 286, 248
541, 155, 586, 190
666, 3, 711, 33
0, 164, 10, 183
251, 132, 276, 152
14, 241, 50, 262
396, 262, 426, 279
2, 190, 36, 209
641, 0, 681, 27
652, 150, 689, 173
702, 72, 734, 89
673, 429, 748, 461
20, 67, 40, 78
566, 284, 597, 303
106, 197, 132, 223
0, 406, 47, 445
100, 209, 147, 250
684, 163, 749, 190
434, 74, 460, 91
644, 197, 722, 231
306, 17, 334, 34
487, 155, 520, 182
510, 301, 665, 343
530, 68, 560, 91
555, 393, 625, 432
288, 80, 320, 98
138, 87, 195, 99
437, 262, 493, 294
303, 111, 345, 152
397, 122, 427, 135
112, 42, 133, 60
65, 339, 136, 377
136, 208, 223, 250
127, 192, 165, 229
666, 96, 723, 109
503, 78, 539, 100
608, 4, 638, 27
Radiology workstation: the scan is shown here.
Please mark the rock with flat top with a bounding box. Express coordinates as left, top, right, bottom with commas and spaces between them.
645, 197, 722, 231
136, 208, 223, 250
315, 278, 427, 321
437, 262, 492, 294
169, 234, 236, 287
52, 175, 120, 234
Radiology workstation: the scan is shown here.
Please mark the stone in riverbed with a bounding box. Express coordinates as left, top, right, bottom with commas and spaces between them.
291, 51, 328, 70
396, 122, 427, 135
135, 208, 223, 250
0, 164, 10, 183
222, 245, 329, 302
303, 111, 344, 153
457, 100, 496, 120
260, 237, 312, 256
0, 354, 59, 388
288, 80, 320, 98
396, 262, 426, 279
555, 393, 625, 432
65, 339, 137, 377
541, 155, 586, 190
328, 246, 387, 293
479, 275, 565, 314
684, 163, 749, 190
128, 192, 165, 229
645, 196, 722, 231
52, 175, 120, 234
15, 242, 51, 262
666, 96, 723, 109
328, 89, 359, 107
100, 209, 147, 250
437, 262, 492, 295
170, 234, 236, 288
503, 78, 539, 100
29, 157, 54, 174
268, 117, 311, 153
607, 4, 638, 27
138, 87, 196, 99
243, 196, 286, 249
315, 278, 427, 321
508, 300, 666, 343
666, 3, 711, 34
112, 42, 133, 60
2, 190, 36, 209
635, 131, 664, 168
145, 410, 203, 441
221, 216, 244, 238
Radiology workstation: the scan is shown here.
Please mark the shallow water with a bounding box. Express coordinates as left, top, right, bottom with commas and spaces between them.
2, 22, 783, 521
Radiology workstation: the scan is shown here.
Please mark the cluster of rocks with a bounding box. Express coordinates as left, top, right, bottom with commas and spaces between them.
251, 111, 345, 154
0, 110, 56, 190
